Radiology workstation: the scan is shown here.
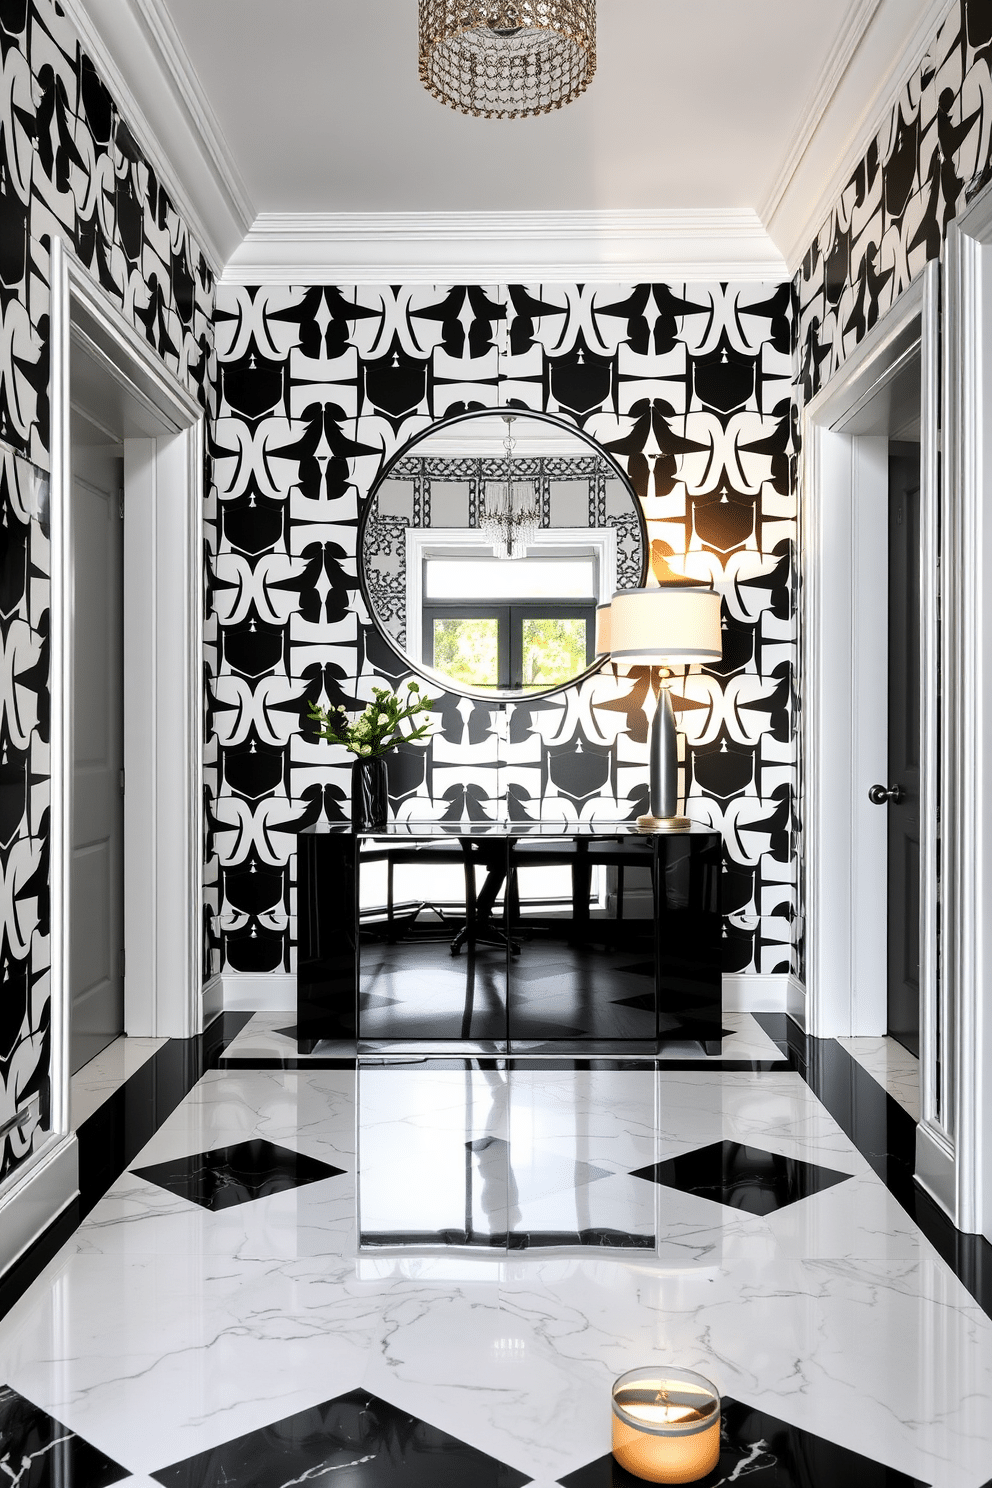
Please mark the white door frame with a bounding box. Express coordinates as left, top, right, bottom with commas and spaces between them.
51, 234, 204, 1069
0, 239, 204, 1276
940, 183, 992, 1237
801, 264, 941, 1132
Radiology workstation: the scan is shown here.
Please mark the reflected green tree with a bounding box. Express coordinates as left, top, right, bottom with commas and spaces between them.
522, 618, 587, 689
433, 618, 500, 690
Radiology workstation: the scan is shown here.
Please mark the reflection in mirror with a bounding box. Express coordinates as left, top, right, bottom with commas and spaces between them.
361, 411, 646, 698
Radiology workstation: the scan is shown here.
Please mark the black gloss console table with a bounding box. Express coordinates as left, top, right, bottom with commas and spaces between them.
297, 822, 722, 1054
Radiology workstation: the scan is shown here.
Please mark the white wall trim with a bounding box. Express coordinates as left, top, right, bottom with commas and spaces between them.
722, 974, 793, 1014
220, 974, 297, 1014
760, 0, 883, 239
59, 0, 253, 271
222, 210, 787, 286
52, 238, 205, 1046
767, 0, 956, 272
123, 425, 205, 1038
802, 264, 940, 1046
941, 182, 992, 1238
0, 1135, 77, 1279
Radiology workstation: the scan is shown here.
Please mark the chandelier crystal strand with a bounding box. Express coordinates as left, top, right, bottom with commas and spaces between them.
419, 1, 596, 119
481, 415, 540, 559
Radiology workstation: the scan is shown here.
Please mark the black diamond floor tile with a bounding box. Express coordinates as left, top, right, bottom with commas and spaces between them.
151, 1387, 530, 1487
132, 1138, 345, 1212
630, 1140, 853, 1216
557, 1396, 928, 1486
0, 1383, 131, 1488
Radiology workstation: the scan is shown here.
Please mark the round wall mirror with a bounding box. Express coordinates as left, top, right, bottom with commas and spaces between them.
359, 409, 648, 700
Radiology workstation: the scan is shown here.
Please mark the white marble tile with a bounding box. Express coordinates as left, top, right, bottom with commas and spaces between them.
838, 1035, 921, 1120
219, 1012, 354, 1063
126, 1067, 357, 1171
70, 1036, 167, 1126
2, 1062, 992, 1486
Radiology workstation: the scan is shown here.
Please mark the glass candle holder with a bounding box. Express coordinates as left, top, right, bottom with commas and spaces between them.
611, 1367, 721, 1484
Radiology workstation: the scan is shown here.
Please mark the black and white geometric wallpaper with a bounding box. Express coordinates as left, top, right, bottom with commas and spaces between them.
0, 0, 215, 1183
208, 282, 799, 980
797, 0, 992, 400
3, 0, 988, 1192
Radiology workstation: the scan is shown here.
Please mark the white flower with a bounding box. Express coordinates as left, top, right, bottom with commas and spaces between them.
377, 712, 390, 725
360, 744, 372, 755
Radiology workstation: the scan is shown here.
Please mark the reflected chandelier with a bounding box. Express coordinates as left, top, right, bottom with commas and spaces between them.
481, 415, 540, 559
419, 1, 597, 119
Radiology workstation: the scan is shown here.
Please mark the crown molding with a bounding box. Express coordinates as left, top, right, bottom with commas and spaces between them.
221, 209, 787, 285
61, 0, 254, 273
766, 0, 956, 273
759, 0, 883, 232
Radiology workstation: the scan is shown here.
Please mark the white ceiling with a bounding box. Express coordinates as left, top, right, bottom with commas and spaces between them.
163, 0, 847, 214
68, 0, 950, 272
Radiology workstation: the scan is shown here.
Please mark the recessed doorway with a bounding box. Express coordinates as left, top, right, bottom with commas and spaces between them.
67, 356, 125, 1074
801, 261, 940, 1130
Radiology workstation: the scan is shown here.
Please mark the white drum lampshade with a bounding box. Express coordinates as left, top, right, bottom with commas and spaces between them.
609, 587, 723, 667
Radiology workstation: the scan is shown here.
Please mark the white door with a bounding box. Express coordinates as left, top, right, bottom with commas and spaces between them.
69, 419, 124, 1073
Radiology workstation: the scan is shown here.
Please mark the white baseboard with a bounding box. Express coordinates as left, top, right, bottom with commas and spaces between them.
218, 970, 799, 1018
915, 1121, 956, 1224
219, 973, 297, 1012
786, 975, 807, 1029
722, 973, 796, 1013
202, 974, 224, 1025
0, 1134, 78, 1278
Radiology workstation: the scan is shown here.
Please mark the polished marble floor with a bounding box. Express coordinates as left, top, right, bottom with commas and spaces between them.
1, 1019, 990, 1488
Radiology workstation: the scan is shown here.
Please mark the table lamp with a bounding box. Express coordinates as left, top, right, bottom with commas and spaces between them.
608, 586, 722, 830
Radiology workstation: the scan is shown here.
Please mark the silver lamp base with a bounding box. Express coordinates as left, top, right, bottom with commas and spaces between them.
638, 680, 689, 831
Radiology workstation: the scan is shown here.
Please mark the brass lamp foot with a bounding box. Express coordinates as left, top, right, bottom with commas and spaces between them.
636, 814, 692, 832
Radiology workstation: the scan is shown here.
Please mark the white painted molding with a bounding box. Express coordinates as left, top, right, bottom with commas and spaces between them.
760, 0, 883, 234
202, 974, 224, 1026
787, 975, 807, 1030
941, 183, 992, 1239
767, 0, 957, 272
916, 1120, 956, 1220
722, 974, 791, 1014
53, 240, 206, 1043
222, 210, 787, 286
221, 974, 297, 1013
60, 0, 253, 271
0, 1135, 77, 1279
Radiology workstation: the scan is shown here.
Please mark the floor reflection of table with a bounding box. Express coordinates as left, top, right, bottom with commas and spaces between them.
297, 822, 722, 1054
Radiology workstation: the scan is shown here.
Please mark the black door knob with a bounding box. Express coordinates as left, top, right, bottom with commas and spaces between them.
868, 783, 905, 805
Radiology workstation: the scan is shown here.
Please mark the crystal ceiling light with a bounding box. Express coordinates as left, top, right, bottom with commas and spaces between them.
419, 1, 596, 119
480, 414, 540, 559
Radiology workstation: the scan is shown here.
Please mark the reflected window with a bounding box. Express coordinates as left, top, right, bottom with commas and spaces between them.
424, 603, 594, 692
424, 556, 597, 600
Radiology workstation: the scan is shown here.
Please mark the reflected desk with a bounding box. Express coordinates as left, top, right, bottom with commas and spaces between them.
297, 822, 722, 1054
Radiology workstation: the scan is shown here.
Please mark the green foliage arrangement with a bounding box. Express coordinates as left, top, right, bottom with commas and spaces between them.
308, 680, 434, 759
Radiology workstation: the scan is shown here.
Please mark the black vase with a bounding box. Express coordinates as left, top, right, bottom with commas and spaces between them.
352, 755, 388, 830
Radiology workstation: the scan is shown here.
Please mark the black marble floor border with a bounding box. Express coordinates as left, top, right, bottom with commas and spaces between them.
754, 1013, 992, 1320
0, 1012, 253, 1323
